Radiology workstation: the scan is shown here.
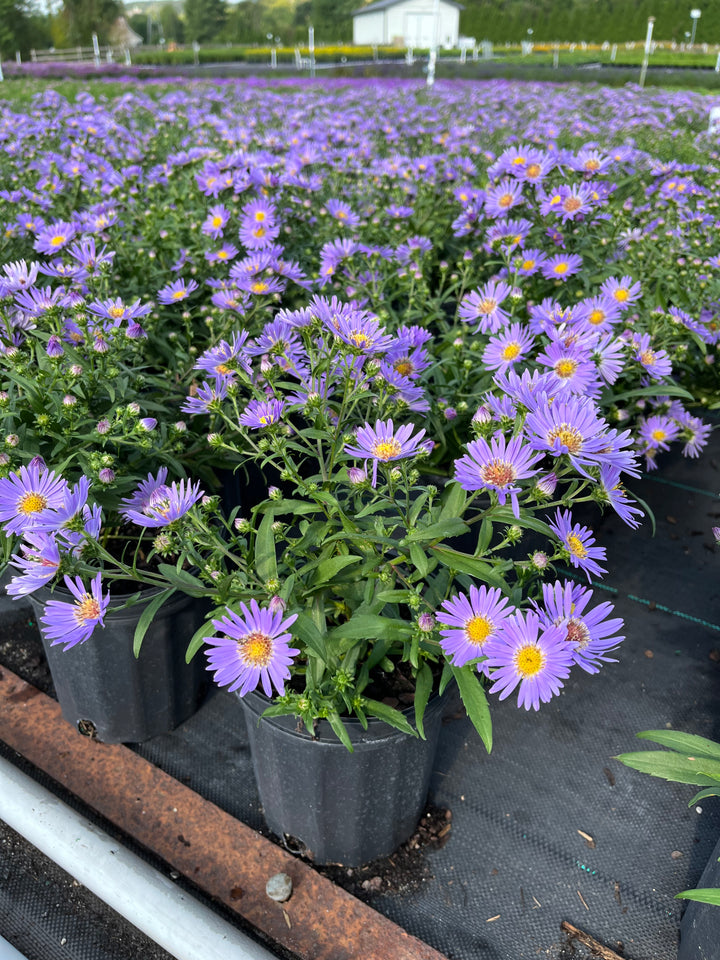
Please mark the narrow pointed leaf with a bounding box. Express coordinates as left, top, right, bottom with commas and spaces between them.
451, 665, 492, 753
133, 588, 176, 657
675, 889, 720, 905
636, 730, 720, 762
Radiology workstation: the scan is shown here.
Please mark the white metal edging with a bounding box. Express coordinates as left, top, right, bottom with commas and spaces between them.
0, 756, 278, 960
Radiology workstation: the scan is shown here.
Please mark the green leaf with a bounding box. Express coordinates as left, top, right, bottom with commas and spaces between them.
414, 661, 433, 740
132, 588, 177, 657
432, 546, 509, 591
607, 383, 694, 405
291, 611, 327, 662
486, 507, 554, 538
254, 511, 277, 583
675, 889, 720, 906
328, 615, 412, 643
409, 541, 430, 577
451, 665, 492, 753
614, 751, 720, 786
326, 711, 354, 752
406, 517, 470, 542
314, 554, 363, 584
439, 480, 466, 519
688, 787, 720, 807
156, 565, 207, 597
636, 730, 720, 763
185, 617, 215, 663
363, 698, 416, 736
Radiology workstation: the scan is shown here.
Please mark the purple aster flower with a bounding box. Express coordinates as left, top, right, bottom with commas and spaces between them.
326, 198, 360, 227
485, 610, 572, 711
536, 340, 600, 396
121, 477, 204, 528
7, 531, 61, 596
436, 585, 515, 673
33, 221, 77, 256
633, 334, 673, 379
454, 433, 543, 517
40, 572, 110, 650
120, 469, 168, 514
524, 395, 639, 480
638, 415, 679, 452
239, 398, 285, 429
0, 464, 69, 537
516, 248, 548, 276
345, 419, 430, 486
204, 599, 299, 698
458, 278, 512, 333
598, 465, 643, 529
484, 178, 525, 218
541, 253, 583, 281
182, 380, 229, 416
87, 297, 152, 324
202, 204, 231, 240
537, 580, 624, 675
600, 276, 642, 310
573, 295, 622, 335
482, 324, 535, 372
331, 309, 395, 355
157, 278, 199, 305
549, 508, 607, 581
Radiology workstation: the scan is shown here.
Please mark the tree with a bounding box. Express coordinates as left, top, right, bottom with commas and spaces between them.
0, 0, 52, 57
59, 0, 122, 45
184, 0, 227, 43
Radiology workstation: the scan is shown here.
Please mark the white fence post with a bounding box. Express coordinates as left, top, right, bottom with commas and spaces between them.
15, 50, 21, 63
192, 40, 199, 65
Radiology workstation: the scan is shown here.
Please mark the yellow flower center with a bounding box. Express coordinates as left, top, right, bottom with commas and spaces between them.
253, 226, 266, 238
372, 439, 402, 460
239, 631, 273, 667
336, 210, 347, 219
548, 425, 584, 453
566, 533, 588, 558
254, 211, 266, 222
18, 492, 48, 515
108, 306, 125, 319
554, 358, 578, 379
498, 193, 515, 208
212, 215, 224, 227
651, 428, 667, 442
477, 297, 498, 316
215, 363, 231, 375
522, 259, 535, 271
501, 342, 522, 361
512, 156, 526, 165
73, 594, 101, 625
588, 309, 605, 325
584, 159, 600, 171
251, 281, 269, 294
640, 349, 656, 366
480, 459, 517, 488
171, 290, 186, 300
465, 615, 494, 646
50, 234, 65, 247
514, 644, 544, 677
525, 164, 541, 179
350, 331, 371, 347
614, 288, 629, 302
563, 196, 582, 212
217, 251, 228, 260
553, 262, 569, 275
394, 360, 414, 376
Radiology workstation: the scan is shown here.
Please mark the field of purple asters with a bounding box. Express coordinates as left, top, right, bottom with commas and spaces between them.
1, 75, 720, 694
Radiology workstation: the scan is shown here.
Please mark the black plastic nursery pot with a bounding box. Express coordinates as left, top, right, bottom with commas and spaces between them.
678, 836, 720, 960
29, 588, 209, 744
239, 688, 447, 867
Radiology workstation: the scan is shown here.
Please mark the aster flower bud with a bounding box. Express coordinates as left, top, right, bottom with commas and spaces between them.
127, 402, 140, 415
531, 550, 550, 570
265, 578, 280, 593
535, 472, 557, 497
5, 434, 19, 447
417, 612, 435, 632
234, 517, 251, 533
96, 419, 111, 435
443, 407, 457, 421
0, 452, 9, 465
174, 421, 187, 432
46, 335, 64, 357
713, 527, 720, 544
506, 525, 523, 543
268, 595, 286, 615
28, 455, 46, 471
98, 468, 115, 483
139, 418, 157, 431
70, 364, 83, 376
347, 466, 367, 485
0, 391, 8, 405
268, 486, 282, 501
63, 394, 77, 407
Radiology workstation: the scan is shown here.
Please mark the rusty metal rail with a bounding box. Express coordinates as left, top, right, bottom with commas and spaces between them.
0, 665, 448, 960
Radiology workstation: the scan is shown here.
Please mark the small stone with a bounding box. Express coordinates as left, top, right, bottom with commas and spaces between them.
266, 873, 293, 902
644, 649, 654, 659
361, 876, 382, 892
709, 649, 720, 662
671, 851, 683, 859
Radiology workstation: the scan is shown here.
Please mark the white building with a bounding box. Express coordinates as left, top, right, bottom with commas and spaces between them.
352, 0, 463, 48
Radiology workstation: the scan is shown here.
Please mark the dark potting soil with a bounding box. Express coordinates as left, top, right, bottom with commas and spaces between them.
311, 803, 454, 900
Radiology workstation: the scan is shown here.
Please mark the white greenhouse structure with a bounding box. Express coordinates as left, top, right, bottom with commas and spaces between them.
352, 0, 463, 49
